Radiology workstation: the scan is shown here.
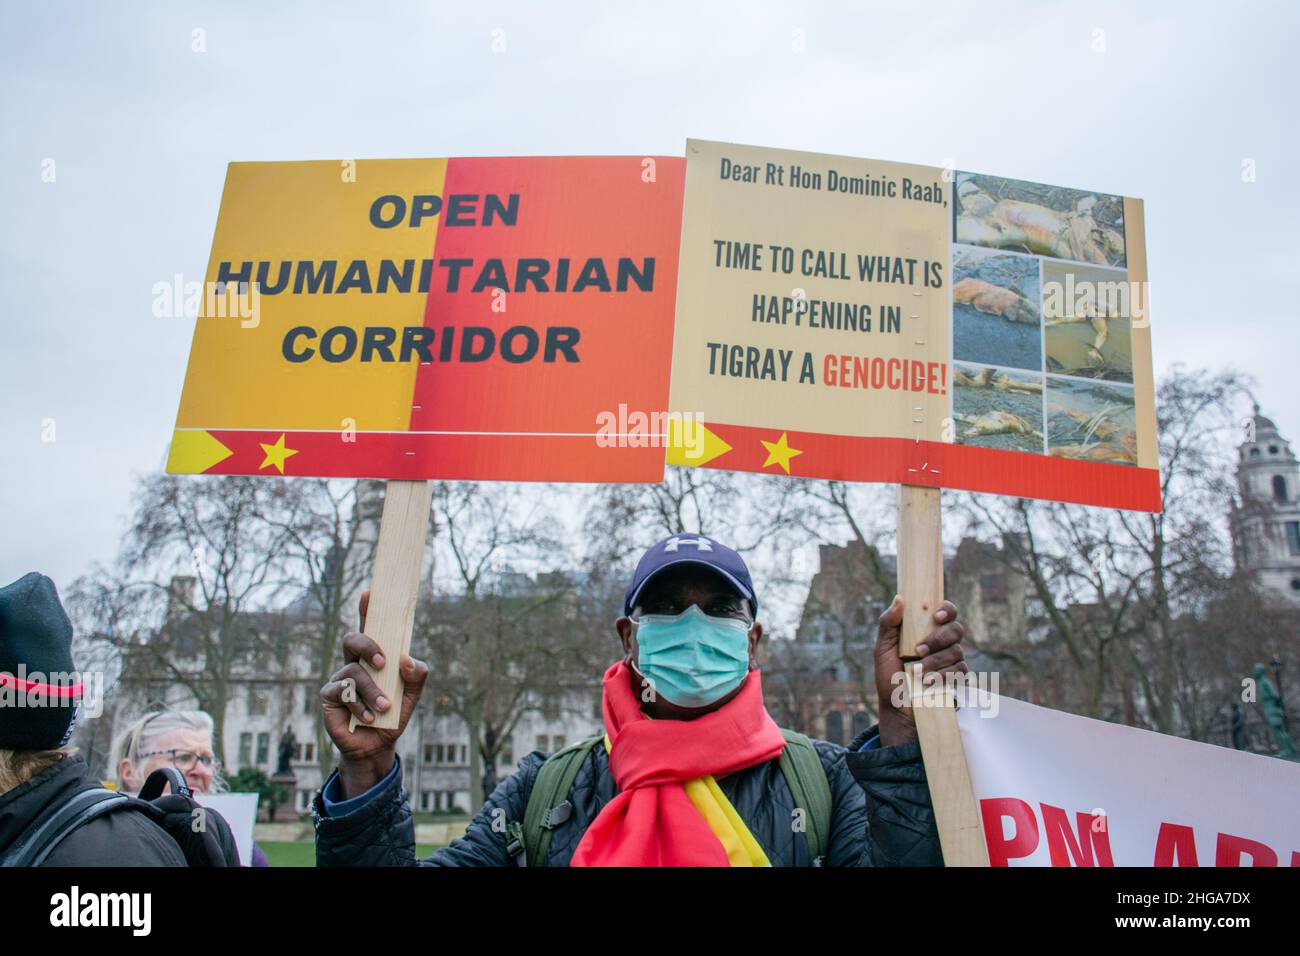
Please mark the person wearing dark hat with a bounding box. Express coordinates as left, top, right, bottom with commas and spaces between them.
0, 573, 186, 866
314, 533, 968, 866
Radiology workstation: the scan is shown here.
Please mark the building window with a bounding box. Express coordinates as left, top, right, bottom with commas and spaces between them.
296, 789, 311, 813
256, 732, 270, 766
293, 742, 315, 764
1250, 448, 1261, 459
1287, 522, 1300, 555
980, 572, 1008, 602
500, 740, 513, 767
1273, 475, 1289, 502
423, 743, 434, 765
303, 685, 313, 714
552, 736, 566, 751
238, 733, 252, 766
852, 710, 872, 738
1269, 445, 1280, 455
431, 744, 466, 765
248, 684, 269, 717
535, 735, 549, 752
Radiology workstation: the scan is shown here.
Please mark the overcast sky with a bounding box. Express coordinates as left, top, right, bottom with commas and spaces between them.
2, 0, 1297, 592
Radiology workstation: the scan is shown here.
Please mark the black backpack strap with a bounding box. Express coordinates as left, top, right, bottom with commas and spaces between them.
136, 768, 240, 867
139, 767, 191, 800
0, 787, 129, 867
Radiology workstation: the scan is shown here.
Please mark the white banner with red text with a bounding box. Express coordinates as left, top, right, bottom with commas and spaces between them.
956, 693, 1300, 866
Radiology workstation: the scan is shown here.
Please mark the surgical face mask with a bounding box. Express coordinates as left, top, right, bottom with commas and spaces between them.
632, 604, 752, 709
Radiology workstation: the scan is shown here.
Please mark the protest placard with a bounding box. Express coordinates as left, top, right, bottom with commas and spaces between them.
668, 139, 1158, 512
168, 156, 685, 483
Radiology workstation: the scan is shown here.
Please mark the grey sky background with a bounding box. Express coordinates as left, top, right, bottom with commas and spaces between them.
2, 0, 1297, 593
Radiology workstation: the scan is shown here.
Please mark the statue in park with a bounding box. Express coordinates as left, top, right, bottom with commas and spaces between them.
275, 727, 298, 778
1254, 663, 1297, 759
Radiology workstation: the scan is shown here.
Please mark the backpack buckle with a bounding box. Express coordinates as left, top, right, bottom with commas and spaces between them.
542, 800, 572, 830
505, 820, 527, 866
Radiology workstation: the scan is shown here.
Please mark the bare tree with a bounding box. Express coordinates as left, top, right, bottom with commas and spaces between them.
413, 482, 605, 806
953, 367, 1283, 738
262, 478, 379, 783
586, 466, 804, 565
778, 481, 896, 703
82, 474, 296, 759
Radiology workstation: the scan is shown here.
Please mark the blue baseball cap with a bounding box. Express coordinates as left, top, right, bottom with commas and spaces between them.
623, 534, 758, 618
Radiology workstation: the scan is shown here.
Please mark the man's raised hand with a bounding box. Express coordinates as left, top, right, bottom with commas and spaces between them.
873, 595, 968, 747
320, 589, 429, 798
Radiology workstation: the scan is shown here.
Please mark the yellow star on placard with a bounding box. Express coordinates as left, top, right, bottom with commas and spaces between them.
258, 434, 299, 474
760, 432, 803, 474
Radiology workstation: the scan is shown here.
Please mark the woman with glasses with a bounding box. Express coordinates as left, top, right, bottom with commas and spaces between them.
113, 710, 222, 795
113, 709, 270, 866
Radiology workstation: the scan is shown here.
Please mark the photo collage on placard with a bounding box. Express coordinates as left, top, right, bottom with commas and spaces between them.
949, 171, 1137, 465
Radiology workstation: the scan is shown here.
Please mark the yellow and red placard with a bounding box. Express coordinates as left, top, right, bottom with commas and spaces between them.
666, 139, 1160, 512
170, 144, 1160, 512
168, 156, 684, 482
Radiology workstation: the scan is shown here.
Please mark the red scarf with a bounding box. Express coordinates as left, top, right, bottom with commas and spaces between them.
569, 660, 786, 866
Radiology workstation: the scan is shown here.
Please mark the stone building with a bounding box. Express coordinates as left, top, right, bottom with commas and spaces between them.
765, 534, 1041, 743
1230, 407, 1300, 605
763, 539, 889, 744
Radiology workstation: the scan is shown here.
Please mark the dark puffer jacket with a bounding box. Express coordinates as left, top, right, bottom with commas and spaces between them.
314, 727, 942, 866
0, 754, 187, 866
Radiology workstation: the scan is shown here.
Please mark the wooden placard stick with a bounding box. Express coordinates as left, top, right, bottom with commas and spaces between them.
349, 479, 434, 733
897, 484, 989, 866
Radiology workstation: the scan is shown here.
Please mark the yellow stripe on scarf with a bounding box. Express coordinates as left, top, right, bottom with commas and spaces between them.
604, 733, 770, 867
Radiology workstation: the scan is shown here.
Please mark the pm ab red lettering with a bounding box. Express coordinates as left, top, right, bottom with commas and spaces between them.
981, 797, 1038, 867
1153, 822, 1198, 866
1040, 803, 1115, 867
1215, 833, 1278, 867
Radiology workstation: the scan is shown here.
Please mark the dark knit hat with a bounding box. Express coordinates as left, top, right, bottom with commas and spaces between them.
0, 573, 82, 750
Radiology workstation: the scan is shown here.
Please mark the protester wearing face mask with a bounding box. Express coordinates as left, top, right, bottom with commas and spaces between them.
315, 534, 968, 866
